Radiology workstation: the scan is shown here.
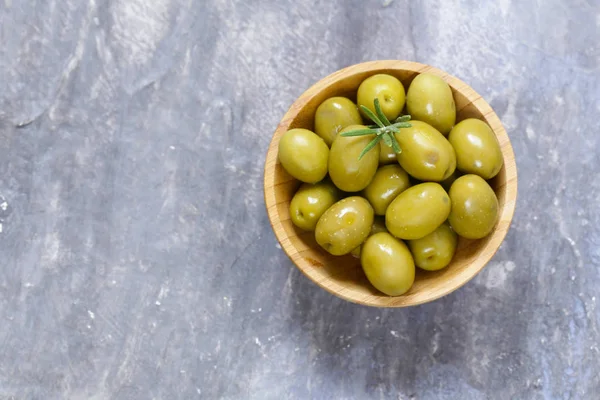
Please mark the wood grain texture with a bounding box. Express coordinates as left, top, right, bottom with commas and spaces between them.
264, 60, 518, 308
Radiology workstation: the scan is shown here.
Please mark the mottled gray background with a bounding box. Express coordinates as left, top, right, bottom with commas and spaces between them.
0, 0, 599, 399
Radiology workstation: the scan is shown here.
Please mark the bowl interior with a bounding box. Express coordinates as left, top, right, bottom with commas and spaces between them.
264, 61, 517, 307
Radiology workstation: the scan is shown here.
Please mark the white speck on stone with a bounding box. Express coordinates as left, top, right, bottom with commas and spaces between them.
275, 243, 282, 249
155, 300, 161, 305
592, 297, 596, 302
549, 149, 559, 165
484, 261, 515, 288
551, 267, 556, 274
258, 307, 262, 312
555, 95, 565, 105
382, 0, 394, 6
24, 282, 33, 287
225, 164, 238, 173
87, 325, 91, 329
571, 275, 576, 281
180, 370, 186, 374
375, 316, 380, 320
223, 297, 232, 308
169, 145, 175, 150
390, 330, 400, 338
525, 125, 536, 140
0, 201, 7, 210
0, 224, 3, 233
197, 388, 202, 395
157, 284, 169, 300
533, 215, 538, 220
295, 347, 299, 352
88, 310, 95, 319
93, 17, 99, 25
254, 337, 262, 347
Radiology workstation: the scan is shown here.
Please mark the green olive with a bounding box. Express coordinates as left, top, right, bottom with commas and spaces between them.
386, 182, 451, 240
408, 223, 458, 271
363, 165, 410, 215
395, 120, 456, 181
357, 74, 406, 121
278, 128, 329, 183
350, 217, 387, 258
448, 174, 499, 239
315, 196, 374, 255
361, 232, 415, 296
406, 73, 456, 135
289, 181, 340, 231
448, 118, 504, 179
329, 125, 380, 192
379, 141, 398, 164
314, 97, 363, 147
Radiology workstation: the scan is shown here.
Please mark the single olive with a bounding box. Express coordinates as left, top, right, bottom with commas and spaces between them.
278, 128, 329, 183
361, 232, 415, 296
386, 182, 451, 240
314, 97, 363, 147
448, 118, 504, 179
350, 217, 387, 258
363, 165, 410, 215
379, 141, 398, 164
289, 181, 340, 231
395, 120, 456, 182
448, 174, 499, 239
329, 125, 380, 192
315, 196, 374, 256
408, 223, 458, 271
406, 73, 456, 135
357, 74, 406, 121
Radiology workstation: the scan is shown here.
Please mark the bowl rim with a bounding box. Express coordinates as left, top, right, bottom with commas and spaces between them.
263, 60, 518, 307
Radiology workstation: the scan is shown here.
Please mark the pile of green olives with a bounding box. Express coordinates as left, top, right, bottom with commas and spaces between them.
278, 73, 503, 297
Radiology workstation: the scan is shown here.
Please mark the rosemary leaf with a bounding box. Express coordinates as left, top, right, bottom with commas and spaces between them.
374, 98, 391, 126
358, 135, 383, 160
339, 128, 378, 137
359, 105, 384, 128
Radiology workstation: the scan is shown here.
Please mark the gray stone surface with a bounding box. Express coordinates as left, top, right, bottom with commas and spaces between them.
0, 0, 599, 399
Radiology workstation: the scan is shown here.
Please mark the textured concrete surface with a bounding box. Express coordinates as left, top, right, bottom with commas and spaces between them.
1, 0, 599, 399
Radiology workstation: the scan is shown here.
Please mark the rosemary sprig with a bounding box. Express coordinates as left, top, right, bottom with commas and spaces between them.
340, 99, 411, 160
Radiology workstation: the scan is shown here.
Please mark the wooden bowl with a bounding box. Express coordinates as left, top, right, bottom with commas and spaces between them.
263, 60, 517, 307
